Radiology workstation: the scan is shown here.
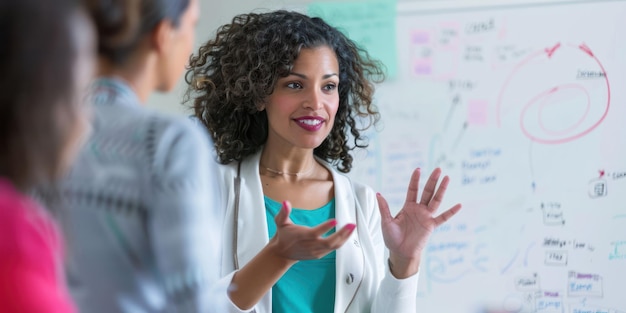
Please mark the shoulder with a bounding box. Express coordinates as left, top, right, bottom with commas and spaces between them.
217, 148, 262, 178
147, 112, 208, 144
329, 166, 376, 196
143, 113, 214, 164
0, 186, 28, 244
215, 160, 238, 184
347, 177, 378, 213
0, 182, 58, 256
327, 166, 378, 212
215, 157, 255, 188
212, 153, 262, 198
90, 104, 212, 159
0, 187, 72, 312
113, 111, 220, 189
95, 101, 208, 143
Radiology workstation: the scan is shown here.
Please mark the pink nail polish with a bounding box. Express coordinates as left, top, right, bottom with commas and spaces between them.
345, 224, 356, 231
328, 220, 337, 227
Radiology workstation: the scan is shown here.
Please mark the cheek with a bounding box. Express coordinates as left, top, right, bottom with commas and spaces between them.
266, 95, 292, 117
188, 27, 196, 51
181, 27, 196, 61
66, 105, 90, 153
66, 65, 92, 157
328, 96, 340, 117
328, 98, 341, 126
171, 29, 195, 77
54, 106, 89, 177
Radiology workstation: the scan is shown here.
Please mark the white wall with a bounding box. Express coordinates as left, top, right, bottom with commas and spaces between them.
146, 0, 435, 115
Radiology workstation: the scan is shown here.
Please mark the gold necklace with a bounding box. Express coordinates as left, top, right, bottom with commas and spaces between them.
262, 163, 315, 176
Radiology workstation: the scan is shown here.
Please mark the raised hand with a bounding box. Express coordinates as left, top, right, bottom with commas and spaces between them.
229, 200, 356, 309
268, 200, 356, 260
377, 168, 462, 278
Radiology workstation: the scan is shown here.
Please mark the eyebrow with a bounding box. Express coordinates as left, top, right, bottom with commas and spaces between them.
289, 72, 339, 79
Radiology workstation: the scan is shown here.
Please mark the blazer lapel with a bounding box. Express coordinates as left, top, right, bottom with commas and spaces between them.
235, 151, 272, 312
329, 170, 365, 313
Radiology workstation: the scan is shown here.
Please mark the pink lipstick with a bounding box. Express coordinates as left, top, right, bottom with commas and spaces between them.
294, 116, 325, 131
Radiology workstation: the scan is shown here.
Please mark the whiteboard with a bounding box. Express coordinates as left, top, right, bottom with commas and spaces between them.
346, 1, 626, 312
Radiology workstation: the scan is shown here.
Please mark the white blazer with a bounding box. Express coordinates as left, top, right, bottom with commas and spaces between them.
211, 149, 419, 313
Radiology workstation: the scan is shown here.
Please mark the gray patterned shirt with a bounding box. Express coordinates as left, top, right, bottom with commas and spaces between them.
52, 78, 224, 313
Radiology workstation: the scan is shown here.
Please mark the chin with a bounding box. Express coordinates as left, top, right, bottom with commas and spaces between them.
157, 84, 174, 93
298, 140, 326, 150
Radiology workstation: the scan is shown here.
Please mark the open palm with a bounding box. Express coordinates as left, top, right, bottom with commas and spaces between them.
377, 168, 462, 260
271, 200, 355, 260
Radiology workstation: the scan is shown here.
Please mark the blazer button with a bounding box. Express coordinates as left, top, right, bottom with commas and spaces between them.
353, 239, 360, 247
346, 273, 354, 285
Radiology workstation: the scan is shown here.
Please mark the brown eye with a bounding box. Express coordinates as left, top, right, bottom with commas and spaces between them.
323, 83, 337, 91
287, 82, 303, 89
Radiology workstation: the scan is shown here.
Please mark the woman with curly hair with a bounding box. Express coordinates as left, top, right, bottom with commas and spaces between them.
186, 10, 462, 313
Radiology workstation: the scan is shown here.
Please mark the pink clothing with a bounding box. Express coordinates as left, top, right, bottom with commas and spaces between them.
0, 179, 75, 313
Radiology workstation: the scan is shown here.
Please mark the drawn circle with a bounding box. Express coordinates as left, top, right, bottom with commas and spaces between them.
496, 43, 610, 144
520, 84, 592, 142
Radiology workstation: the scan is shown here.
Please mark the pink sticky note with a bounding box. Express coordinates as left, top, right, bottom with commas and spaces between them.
468, 99, 489, 126
411, 30, 430, 44
413, 59, 432, 75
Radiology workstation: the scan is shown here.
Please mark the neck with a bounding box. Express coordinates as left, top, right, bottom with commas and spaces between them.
259, 146, 317, 178
262, 163, 315, 177
97, 53, 158, 104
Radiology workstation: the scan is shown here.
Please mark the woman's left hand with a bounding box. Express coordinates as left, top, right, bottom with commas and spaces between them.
376, 167, 462, 278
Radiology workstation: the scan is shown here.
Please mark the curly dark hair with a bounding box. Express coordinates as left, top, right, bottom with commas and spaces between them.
185, 10, 384, 173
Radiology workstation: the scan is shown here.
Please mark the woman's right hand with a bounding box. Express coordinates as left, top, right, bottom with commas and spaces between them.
268, 200, 356, 261
228, 200, 355, 310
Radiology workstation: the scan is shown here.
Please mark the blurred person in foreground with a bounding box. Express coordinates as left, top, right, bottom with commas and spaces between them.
0, 0, 96, 311
40, 0, 224, 312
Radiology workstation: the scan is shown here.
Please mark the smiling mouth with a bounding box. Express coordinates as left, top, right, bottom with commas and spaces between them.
298, 119, 322, 126
294, 117, 325, 131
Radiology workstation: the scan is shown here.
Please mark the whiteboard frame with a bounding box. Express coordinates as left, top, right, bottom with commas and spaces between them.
398, 0, 626, 15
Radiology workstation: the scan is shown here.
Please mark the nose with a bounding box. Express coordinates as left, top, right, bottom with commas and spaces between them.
303, 88, 324, 111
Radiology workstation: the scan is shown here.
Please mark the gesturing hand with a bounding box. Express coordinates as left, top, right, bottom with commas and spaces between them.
377, 168, 462, 276
268, 200, 356, 261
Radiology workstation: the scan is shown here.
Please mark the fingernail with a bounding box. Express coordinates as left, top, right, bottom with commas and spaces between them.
376, 192, 381, 197
345, 223, 356, 231
328, 220, 337, 227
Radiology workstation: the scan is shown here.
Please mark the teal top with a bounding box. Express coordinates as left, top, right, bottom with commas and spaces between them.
264, 196, 336, 313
